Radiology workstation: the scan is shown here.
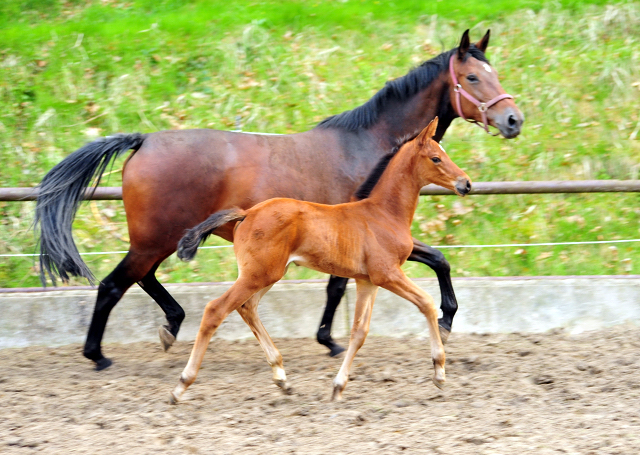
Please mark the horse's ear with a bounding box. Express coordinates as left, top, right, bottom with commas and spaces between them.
476, 29, 490, 53
417, 117, 439, 147
457, 29, 470, 60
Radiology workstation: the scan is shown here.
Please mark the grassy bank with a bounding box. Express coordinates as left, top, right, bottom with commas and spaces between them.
1, 0, 639, 287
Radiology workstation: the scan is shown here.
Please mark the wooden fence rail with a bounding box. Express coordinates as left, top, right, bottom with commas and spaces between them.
1, 180, 639, 201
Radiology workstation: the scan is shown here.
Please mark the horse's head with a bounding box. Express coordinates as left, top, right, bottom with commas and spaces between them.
414, 117, 471, 197
449, 30, 524, 138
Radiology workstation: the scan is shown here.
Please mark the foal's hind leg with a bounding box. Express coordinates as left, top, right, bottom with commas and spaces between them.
137, 263, 185, 352
317, 275, 348, 357
375, 267, 445, 389
332, 280, 378, 401
170, 278, 264, 404
236, 285, 291, 394
408, 239, 457, 344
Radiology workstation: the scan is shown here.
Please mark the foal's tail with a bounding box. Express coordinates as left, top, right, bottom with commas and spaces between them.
177, 208, 247, 262
35, 133, 146, 285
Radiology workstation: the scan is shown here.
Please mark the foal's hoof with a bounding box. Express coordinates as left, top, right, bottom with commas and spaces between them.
438, 325, 451, 345
275, 379, 293, 395
331, 385, 344, 402
432, 366, 446, 390
94, 357, 113, 371
432, 376, 446, 390
159, 325, 176, 352
169, 392, 179, 405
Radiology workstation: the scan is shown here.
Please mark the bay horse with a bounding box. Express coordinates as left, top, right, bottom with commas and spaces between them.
170, 118, 470, 403
34, 30, 523, 370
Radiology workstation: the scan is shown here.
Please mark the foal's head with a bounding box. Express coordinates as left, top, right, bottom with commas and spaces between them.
449, 30, 524, 138
413, 118, 471, 196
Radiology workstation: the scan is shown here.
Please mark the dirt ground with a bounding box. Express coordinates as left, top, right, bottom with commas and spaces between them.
1, 325, 639, 454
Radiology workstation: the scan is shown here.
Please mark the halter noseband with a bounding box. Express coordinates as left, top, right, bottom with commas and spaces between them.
449, 55, 513, 135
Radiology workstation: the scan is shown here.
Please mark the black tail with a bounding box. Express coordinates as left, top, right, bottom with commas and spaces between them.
35, 133, 146, 285
177, 208, 247, 262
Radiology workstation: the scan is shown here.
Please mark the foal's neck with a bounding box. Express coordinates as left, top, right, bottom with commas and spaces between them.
364, 144, 425, 228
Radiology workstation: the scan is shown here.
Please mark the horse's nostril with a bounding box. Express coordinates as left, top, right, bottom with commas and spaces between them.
508, 114, 517, 127
466, 180, 471, 191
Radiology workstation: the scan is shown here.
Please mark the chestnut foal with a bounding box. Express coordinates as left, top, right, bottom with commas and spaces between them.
170, 118, 471, 403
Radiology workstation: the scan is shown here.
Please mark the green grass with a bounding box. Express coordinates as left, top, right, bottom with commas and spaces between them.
1, 0, 639, 288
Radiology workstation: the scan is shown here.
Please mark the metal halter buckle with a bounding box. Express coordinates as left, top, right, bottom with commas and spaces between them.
454, 84, 462, 93
478, 103, 487, 113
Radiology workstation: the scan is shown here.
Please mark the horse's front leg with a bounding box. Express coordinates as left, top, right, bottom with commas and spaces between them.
317, 275, 348, 357
408, 239, 457, 343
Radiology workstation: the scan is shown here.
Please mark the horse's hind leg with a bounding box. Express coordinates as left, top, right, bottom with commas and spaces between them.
332, 280, 378, 401
170, 278, 264, 404
317, 275, 348, 357
236, 285, 291, 393
83, 252, 156, 370
409, 239, 457, 344
137, 263, 185, 351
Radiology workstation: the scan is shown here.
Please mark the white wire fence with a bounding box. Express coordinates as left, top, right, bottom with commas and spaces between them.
2, 239, 640, 259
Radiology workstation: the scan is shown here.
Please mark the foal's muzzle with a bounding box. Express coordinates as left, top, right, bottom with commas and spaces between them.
455, 177, 472, 196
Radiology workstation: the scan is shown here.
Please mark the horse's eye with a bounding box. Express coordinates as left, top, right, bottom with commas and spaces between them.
431, 157, 441, 164
466, 74, 479, 83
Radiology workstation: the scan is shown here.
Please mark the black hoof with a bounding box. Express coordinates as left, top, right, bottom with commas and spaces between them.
94, 357, 113, 371
159, 325, 176, 352
329, 344, 346, 357
437, 318, 451, 345
318, 333, 345, 357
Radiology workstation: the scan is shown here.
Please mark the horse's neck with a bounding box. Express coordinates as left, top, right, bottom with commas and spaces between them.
369, 74, 456, 148
365, 145, 424, 228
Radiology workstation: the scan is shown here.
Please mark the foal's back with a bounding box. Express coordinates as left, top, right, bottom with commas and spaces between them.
233, 197, 413, 282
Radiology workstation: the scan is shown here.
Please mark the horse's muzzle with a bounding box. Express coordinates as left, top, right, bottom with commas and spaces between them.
495, 107, 525, 139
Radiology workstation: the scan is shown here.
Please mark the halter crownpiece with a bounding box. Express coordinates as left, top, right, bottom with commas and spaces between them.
449, 55, 513, 135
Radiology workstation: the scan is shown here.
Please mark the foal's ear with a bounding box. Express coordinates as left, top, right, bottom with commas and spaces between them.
417, 117, 439, 147
476, 29, 490, 54
457, 29, 470, 60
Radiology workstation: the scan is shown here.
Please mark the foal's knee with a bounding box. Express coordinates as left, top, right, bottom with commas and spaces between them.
350, 326, 369, 347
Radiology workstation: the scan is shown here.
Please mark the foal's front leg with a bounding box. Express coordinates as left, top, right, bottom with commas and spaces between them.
332, 280, 378, 401
236, 285, 292, 394
376, 267, 445, 389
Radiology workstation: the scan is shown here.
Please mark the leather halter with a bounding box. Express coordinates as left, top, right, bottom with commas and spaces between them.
449, 55, 513, 135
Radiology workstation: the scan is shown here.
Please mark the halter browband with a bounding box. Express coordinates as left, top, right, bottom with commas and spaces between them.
449, 55, 513, 135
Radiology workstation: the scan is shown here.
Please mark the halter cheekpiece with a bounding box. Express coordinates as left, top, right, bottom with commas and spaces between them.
449, 55, 513, 135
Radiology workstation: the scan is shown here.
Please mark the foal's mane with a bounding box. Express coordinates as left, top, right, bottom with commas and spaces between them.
317, 46, 488, 132
353, 132, 420, 201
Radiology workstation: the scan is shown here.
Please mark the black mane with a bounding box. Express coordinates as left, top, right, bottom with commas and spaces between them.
353, 132, 420, 200
317, 45, 488, 132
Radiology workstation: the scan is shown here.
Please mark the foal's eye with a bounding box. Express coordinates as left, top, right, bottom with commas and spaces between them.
466, 74, 479, 83
431, 157, 441, 164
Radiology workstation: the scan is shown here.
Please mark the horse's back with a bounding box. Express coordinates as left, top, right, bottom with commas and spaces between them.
120, 128, 353, 251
